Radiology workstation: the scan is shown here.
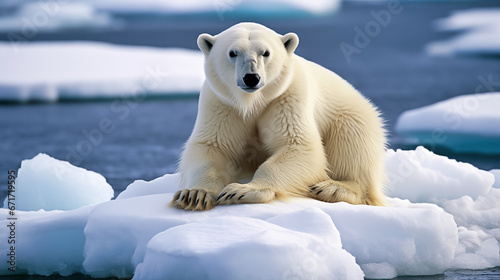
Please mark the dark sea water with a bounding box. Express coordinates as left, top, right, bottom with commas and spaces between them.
1, 1, 500, 279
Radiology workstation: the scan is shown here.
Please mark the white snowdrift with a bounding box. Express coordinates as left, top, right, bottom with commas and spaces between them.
1, 146, 500, 279
426, 8, 500, 56
395, 92, 500, 154
0, 42, 204, 102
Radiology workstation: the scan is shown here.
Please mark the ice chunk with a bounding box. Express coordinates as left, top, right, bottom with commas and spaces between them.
426, 9, 500, 56
0, 42, 204, 103
2, 153, 113, 211
385, 146, 494, 203
395, 93, 500, 154
439, 188, 500, 229
452, 227, 500, 270
134, 208, 363, 280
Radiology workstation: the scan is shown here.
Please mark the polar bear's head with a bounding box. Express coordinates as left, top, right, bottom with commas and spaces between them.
197, 22, 299, 116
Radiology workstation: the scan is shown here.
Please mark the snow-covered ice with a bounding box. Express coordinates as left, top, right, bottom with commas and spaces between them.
0, 42, 204, 103
1, 146, 500, 279
2, 153, 113, 211
395, 92, 500, 154
134, 208, 363, 280
426, 8, 500, 56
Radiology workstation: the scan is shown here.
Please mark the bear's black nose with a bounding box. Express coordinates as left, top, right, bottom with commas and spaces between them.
243, 73, 260, 88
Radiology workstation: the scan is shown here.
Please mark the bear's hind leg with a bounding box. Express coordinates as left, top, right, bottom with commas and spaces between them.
309, 179, 366, 205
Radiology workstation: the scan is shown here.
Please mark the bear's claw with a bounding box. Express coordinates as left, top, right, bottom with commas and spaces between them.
169, 189, 216, 211
217, 192, 227, 201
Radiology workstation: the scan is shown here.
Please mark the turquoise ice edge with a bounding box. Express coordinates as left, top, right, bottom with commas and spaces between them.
399, 131, 500, 155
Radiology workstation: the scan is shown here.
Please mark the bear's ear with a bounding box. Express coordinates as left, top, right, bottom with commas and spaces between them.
281, 33, 299, 54
197, 33, 215, 56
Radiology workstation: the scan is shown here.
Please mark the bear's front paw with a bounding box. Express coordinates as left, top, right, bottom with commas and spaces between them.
217, 183, 275, 205
169, 189, 217, 211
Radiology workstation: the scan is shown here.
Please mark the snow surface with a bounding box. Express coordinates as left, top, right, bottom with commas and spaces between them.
2, 153, 113, 211
1, 146, 500, 279
395, 92, 500, 154
426, 8, 500, 56
0, 42, 204, 102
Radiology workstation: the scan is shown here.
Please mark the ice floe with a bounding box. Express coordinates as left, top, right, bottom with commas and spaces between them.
426, 8, 500, 56
0, 41, 204, 103
395, 92, 500, 154
1, 147, 499, 279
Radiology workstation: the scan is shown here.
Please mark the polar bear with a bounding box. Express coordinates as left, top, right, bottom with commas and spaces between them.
170, 22, 386, 211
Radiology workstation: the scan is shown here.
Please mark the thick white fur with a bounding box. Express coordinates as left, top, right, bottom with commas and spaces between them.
170, 22, 386, 211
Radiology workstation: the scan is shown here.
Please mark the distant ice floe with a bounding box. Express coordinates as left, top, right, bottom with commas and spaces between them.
1, 146, 500, 279
0, 2, 121, 33
89, 0, 340, 17
426, 8, 500, 56
0, 0, 340, 33
0, 41, 205, 103
395, 92, 500, 154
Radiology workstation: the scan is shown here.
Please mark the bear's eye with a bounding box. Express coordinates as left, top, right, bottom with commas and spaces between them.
229, 50, 237, 58
263, 51, 270, 57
